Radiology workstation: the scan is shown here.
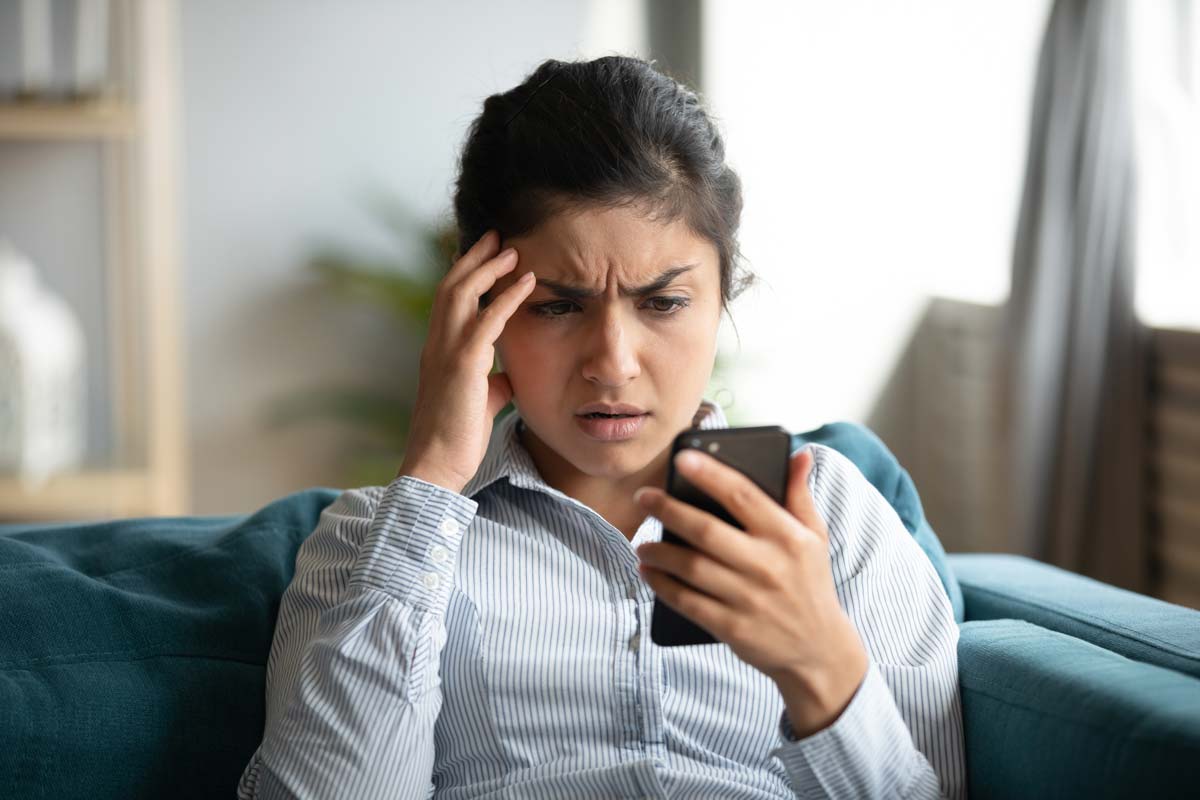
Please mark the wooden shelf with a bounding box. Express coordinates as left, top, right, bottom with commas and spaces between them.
0, 468, 155, 522
0, 99, 135, 141
0, 2, 190, 523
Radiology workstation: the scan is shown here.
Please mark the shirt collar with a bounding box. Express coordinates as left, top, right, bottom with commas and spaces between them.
461, 398, 731, 501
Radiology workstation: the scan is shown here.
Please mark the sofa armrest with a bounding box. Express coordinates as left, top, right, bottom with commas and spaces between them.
948, 553, 1200, 680
959, 619, 1200, 799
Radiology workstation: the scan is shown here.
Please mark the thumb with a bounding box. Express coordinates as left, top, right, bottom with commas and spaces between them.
786, 446, 826, 542
486, 371, 515, 419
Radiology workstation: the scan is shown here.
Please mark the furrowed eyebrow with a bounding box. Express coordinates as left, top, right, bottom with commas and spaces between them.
534, 264, 698, 300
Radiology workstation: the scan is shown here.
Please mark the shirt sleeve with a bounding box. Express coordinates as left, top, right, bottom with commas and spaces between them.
236, 475, 479, 800
768, 443, 967, 799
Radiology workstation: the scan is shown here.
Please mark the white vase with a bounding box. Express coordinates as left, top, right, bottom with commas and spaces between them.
0, 240, 87, 490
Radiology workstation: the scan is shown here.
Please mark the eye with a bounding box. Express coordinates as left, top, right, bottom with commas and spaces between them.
530, 301, 578, 318
645, 296, 690, 315
529, 296, 691, 319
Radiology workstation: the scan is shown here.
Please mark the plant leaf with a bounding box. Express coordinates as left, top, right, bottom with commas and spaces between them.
262, 386, 413, 442
309, 253, 437, 328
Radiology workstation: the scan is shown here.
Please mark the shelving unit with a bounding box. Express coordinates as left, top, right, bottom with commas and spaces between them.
0, 0, 188, 522
0, 99, 134, 140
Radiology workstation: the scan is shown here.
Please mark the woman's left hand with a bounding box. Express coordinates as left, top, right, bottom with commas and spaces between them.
633, 446, 869, 737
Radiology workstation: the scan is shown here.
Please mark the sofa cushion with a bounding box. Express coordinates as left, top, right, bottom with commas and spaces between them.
951, 553, 1200, 681
0, 487, 337, 800
959, 618, 1200, 799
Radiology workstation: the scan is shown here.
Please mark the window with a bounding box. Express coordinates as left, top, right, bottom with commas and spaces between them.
1132, 1, 1200, 331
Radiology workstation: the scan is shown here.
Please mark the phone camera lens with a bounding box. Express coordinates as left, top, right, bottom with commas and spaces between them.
689, 438, 700, 447
707, 442, 720, 453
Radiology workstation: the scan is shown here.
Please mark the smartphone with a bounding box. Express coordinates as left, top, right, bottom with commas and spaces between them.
649, 424, 792, 647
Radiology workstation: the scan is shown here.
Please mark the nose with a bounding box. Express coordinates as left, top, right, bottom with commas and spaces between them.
580, 304, 641, 387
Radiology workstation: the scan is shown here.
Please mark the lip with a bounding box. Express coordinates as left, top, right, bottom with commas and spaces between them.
575, 411, 650, 441
575, 402, 648, 415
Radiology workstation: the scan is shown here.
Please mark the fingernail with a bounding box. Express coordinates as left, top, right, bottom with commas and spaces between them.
520, 271, 535, 282
676, 450, 702, 470
633, 487, 650, 504
499, 247, 516, 260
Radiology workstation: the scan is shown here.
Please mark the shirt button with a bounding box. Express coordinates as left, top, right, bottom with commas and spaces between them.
439, 518, 460, 538
422, 572, 441, 590
430, 545, 450, 564
626, 583, 638, 600
629, 633, 640, 651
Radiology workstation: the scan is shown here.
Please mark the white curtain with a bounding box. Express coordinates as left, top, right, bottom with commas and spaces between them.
1003, 0, 1149, 591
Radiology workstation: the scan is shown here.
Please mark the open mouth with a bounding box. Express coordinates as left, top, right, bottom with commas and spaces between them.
580, 412, 642, 419
574, 411, 650, 441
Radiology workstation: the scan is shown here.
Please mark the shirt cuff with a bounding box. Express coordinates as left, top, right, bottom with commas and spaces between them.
347, 474, 478, 608
769, 660, 922, 797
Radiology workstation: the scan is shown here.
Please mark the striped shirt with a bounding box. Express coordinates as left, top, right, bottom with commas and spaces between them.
238, 399, 966, 799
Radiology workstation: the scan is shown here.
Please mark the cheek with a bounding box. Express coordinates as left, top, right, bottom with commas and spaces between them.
496, 323, 560, 378
650, 323, 719, 388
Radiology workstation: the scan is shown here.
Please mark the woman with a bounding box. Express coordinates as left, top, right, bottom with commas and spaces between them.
238, 56, 966, 799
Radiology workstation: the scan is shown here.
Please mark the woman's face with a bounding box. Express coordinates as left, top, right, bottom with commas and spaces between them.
492, 202, 723, 493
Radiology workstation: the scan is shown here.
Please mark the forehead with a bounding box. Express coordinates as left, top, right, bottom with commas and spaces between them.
508, 203, 718, 285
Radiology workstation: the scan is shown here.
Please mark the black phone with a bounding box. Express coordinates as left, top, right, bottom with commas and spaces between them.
649, 424, 792, 647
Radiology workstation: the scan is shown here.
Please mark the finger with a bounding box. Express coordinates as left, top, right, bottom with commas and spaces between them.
444, 228, 500, 283
461, 247, 520, 309
671, 449, 798, 544
639, 563, 737, 642
636, 540, 751, 607
786, 446, 827, 544
440, 248, 519, 332
634, 486, 766, 578
474, 269, 537, 343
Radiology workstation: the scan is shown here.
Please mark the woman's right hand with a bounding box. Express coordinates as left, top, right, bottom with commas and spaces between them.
395, 229, 536, 494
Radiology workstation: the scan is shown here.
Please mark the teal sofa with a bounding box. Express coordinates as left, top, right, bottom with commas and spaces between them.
1, 422, 1198, 798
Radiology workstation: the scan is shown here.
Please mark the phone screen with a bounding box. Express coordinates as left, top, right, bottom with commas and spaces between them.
649, 424, 792, 647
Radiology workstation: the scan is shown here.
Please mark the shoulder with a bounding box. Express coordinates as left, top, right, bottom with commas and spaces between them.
798, 441, 919, 585
800, 443, 955, 650
792, 421, 924, 533
801, 439, 883, 511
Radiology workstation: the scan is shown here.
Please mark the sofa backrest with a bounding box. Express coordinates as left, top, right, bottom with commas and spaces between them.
0, 487, 337, 799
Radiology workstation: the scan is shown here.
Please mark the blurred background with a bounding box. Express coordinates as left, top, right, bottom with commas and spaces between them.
0, 0, 1197, 609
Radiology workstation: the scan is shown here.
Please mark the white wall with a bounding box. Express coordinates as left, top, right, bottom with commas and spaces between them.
703, 0, 1050, 433
180, 0, 620, 513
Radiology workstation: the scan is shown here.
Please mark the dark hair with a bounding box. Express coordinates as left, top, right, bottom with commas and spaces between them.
451, 55, 756, 319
